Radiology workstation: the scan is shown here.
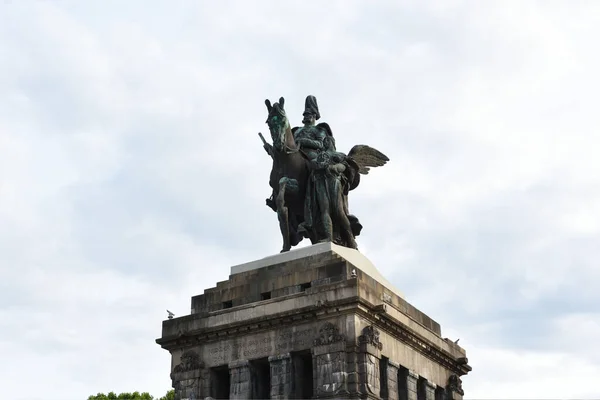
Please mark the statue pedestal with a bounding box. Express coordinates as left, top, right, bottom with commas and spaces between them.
156, 243, 471, 399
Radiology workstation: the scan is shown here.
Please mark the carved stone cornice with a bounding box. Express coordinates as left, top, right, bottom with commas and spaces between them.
157, 294, 471, 378
156, 296, 359, 350
355, 300, 472, 377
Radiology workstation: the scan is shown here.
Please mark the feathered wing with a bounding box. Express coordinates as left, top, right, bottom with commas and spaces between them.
347, 145, 390, 174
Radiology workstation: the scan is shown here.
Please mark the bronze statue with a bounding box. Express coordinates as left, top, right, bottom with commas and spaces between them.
260, 95, 389, 252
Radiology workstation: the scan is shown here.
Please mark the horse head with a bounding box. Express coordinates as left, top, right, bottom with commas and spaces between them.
265, 97, 292, 152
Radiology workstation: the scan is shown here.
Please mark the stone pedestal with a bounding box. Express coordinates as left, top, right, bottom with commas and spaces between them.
157, 242, 472, 400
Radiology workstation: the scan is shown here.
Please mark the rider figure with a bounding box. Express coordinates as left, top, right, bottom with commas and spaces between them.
293, 95, 329, 159
294, 96, 333, 242
294, 96, 362, 247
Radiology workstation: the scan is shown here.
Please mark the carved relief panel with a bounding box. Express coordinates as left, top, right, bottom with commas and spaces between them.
312, 321, 349, 396
170, 350, 203, 400
358, 325, 383, 398
315, 352, 348, 396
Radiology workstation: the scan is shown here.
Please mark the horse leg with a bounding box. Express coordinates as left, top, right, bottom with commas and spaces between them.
276, 178, 291, 252
266, 188, 277, 212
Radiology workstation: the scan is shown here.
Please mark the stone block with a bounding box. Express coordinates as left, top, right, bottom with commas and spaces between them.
426, 380, 436, 400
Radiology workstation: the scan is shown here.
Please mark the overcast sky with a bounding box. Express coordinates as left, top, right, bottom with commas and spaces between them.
1, 1, 599, 399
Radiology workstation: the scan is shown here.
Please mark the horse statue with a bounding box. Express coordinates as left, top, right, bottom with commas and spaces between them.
260, 97, 309, 252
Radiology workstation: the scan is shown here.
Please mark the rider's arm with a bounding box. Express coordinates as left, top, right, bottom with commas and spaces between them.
297, 131, 326, 150
296, 138, 323, 150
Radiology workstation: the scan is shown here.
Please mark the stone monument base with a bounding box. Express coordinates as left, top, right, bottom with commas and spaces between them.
156, 243, 471, 399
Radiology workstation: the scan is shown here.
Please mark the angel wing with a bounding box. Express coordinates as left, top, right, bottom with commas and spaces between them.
347, 145, 390, 174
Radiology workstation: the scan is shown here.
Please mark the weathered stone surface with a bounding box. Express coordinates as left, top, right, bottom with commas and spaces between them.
383, 359, 399, 400
358, 352, 380, 398
446, 374, 465, 399
314, 350, 349, 397
269, 353, 292, 399
156, 243, 472, 399
229, 360, 251, 400
406, 370, 419, 400
426, 380, 437, 400
360, 325, 383, 351
314, 321, 345, 346
169, 349, 203, 400
230, 242, 404, 299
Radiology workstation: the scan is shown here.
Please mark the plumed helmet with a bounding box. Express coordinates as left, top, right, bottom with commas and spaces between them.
303, 95, 320, 120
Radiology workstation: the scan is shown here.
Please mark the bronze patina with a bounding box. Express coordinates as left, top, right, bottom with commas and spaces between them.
260, 95, 389, 252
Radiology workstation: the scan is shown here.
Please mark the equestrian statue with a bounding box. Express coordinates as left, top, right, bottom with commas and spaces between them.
259, 95, 389, 253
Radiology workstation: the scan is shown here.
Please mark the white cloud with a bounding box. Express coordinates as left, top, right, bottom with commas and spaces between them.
0, 0, 598, 399
466, 345, 600, 399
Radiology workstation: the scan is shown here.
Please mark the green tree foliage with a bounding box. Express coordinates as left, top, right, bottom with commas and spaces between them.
157, 390, 175, 400
87, 389, 174, 400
